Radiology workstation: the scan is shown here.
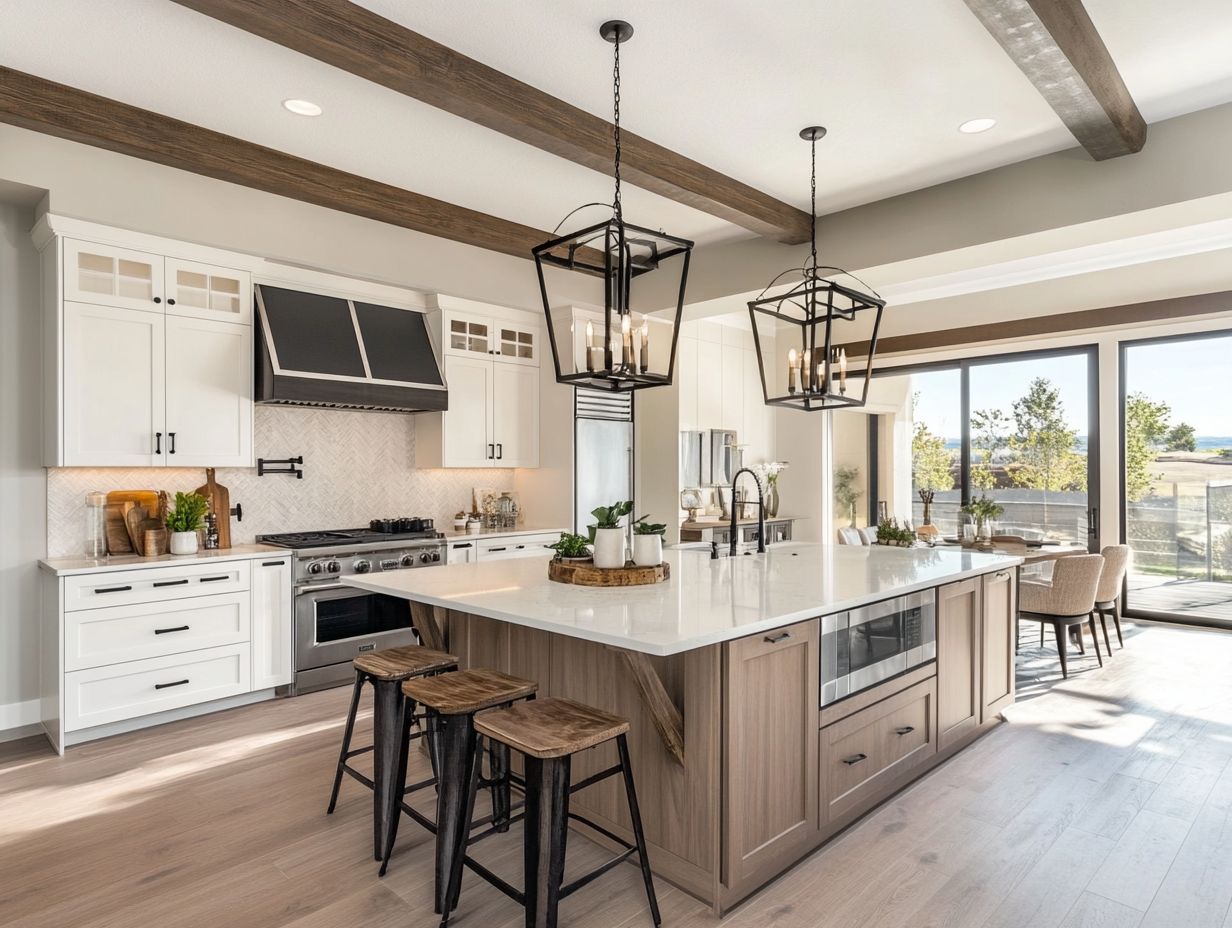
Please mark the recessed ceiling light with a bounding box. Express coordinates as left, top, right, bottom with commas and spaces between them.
282, 99, 323, 117
958, 117, 997, 134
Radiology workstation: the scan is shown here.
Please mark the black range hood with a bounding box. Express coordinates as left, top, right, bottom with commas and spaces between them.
255, 284, 447, 412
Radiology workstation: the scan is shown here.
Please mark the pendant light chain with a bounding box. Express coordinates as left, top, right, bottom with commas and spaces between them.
809, 135, 818, 278
612, 33, 623, 224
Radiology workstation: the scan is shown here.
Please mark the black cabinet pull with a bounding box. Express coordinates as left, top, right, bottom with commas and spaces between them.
841, 753, 868, 766
167, 297, 176, 306
153, 296, 162, 304
496, 443, 503, 460
199, 575, 229, 583
154, 679, 189, 690
154, 625, 190, 635
894, 726, 916, 736
155, 432, 162, 454
764, 631, 792, 644
261, 560, 284, 567
453, 543, 472, 549
488, 546, 507, 552
153, 579, 189, 588
168, 432, 176, 454
94, 584, 132, 594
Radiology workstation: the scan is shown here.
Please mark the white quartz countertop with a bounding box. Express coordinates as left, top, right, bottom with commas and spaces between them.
439, 525, 567, 541
343, 543, 1023, 656
39, 544, 287, 576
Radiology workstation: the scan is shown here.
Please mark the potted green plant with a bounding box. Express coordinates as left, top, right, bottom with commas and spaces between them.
960, 494, 1005, 541
590, 500, 632, 568
547, 532, 592, 562
453, 511, 468, 531
875, 517, 916, 547
632, 516, 667, 567
165, 491, 209, 555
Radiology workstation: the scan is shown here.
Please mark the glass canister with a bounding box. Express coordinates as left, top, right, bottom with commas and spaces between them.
85, 491, 107, 558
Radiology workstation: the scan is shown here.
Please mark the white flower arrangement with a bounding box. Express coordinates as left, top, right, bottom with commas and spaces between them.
750, 461, 788, 489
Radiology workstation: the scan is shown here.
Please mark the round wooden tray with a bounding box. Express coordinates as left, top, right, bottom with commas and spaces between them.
548, 559, 670, 587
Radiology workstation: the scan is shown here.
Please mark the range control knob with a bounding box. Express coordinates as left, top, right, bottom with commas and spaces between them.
352, 558, 372, 574
420, 552, 432, 564
430, 552, 441, 562
326, 560, 341, 573
307, 561, 324, 575
400, 554, 417, 567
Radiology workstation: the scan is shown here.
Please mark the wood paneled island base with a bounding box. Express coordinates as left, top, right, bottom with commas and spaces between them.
440, 568, 1017, 914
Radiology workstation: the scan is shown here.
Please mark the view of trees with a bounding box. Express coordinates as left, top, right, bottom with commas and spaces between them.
910, 392, 956, 494
1006, 378, 1087, 493
1123, 392, 1198, 502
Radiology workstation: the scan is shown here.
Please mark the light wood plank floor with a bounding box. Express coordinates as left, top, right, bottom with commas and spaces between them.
3, 619, 1231, 928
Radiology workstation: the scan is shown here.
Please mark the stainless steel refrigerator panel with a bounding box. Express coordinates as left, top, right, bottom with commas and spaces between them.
575, 417, 633, 535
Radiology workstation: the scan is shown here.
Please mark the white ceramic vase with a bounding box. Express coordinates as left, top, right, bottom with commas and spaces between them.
169, 531, 198, 556
592, 528, 626, 569
632, 533, 662, 567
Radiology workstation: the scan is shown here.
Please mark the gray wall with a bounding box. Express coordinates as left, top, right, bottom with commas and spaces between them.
0, 195, 46, 732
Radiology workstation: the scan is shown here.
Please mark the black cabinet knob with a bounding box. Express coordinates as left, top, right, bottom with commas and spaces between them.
153, 296, 162, 304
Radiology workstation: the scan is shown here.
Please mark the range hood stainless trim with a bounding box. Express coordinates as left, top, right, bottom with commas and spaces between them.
255, 284, 448, 412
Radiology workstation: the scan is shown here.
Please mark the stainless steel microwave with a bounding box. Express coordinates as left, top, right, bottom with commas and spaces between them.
820, 590, 937, 706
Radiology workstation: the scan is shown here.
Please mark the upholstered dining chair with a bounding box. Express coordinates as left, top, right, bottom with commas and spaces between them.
1093, 545, 1132, 652
858, 526, 878, 545
836, 527, 862, 545
1018, 554, 1106, 679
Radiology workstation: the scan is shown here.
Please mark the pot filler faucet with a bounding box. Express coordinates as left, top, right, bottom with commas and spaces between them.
729, 467, 766, 558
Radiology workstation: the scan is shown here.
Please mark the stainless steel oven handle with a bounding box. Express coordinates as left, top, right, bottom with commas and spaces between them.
296, 582, 354, 594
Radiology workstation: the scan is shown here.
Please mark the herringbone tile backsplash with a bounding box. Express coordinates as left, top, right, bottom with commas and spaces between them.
47, 406, 514, 557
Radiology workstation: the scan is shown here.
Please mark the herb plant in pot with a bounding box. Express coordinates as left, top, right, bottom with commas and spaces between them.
590, 500, 632, 569
632, 517, 667, 567
166, 491, 209, 555
547, 532, 592, 562
960, 494, 1004, 543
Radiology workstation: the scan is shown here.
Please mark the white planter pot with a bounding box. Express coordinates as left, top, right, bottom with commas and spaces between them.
169, 531, 198, 556
592, 528, 626, 569
632, 533, 663, 567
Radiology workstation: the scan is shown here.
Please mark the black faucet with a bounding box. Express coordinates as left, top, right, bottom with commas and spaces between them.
729, 467, 766, 557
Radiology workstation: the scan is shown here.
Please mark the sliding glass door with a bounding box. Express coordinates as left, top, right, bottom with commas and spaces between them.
1121, 332, 1232, 625
869, 347, 1098, 547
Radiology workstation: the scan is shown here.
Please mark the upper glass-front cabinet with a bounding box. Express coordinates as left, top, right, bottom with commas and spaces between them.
447, 316, 492, 356
165, 258, 252, 324
497, 324, 537, 365
63, 239, 164, 312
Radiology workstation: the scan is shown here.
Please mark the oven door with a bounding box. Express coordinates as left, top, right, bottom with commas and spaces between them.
295, 584, 418, 674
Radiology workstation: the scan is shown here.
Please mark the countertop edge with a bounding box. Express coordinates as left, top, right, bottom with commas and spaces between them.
39, 544, 289, 576
342, 554, 1023, 657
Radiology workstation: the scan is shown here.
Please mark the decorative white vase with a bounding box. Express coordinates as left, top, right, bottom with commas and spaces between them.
632, 533, 662, 567
169, 531, 198, 556
592, 528, 626, 569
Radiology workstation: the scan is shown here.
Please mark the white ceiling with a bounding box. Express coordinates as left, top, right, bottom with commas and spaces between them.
4, 0, 1232, 247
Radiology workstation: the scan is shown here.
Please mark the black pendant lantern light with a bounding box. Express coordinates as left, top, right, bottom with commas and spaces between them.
748, 128, 885, 411
533, 20, 694, 392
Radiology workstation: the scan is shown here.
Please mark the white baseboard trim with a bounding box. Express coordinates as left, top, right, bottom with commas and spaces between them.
0, 698, 41, 741
63, 689, 277, 748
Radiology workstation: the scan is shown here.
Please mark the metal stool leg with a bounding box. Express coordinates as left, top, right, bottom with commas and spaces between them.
441, 732, 486, 925
435, 713, 477, 915
523, 754, 571, 928
327, 671, 365, 814
371, 678, 407, 861
379, 697, 417, 877
617, 734, 661, 928
490, 739, 512, 833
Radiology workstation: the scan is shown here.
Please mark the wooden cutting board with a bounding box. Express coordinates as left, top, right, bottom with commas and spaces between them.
125, 505, 148, 556
104, 502, 135, 555
106, 490, 159, 515
194, 468, 231, 549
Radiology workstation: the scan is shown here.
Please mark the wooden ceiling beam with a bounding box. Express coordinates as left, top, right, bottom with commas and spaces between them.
0, 67, 576, 261
169, 0, 813, 244
963, 0, 1147, 160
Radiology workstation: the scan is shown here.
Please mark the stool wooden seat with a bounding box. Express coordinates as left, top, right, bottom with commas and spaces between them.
404, 668, 539, 715
475, 696, 629, 758
444, 696, 659, 928
353, 645, 457, 681
326, 645, 457, 864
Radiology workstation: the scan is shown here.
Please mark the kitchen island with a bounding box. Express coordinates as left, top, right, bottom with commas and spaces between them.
345, 543, 1021, 913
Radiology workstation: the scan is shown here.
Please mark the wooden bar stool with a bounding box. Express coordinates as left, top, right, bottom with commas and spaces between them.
383, 668, 538, 910
325, 644, 457, 861
443, 697, 660, 928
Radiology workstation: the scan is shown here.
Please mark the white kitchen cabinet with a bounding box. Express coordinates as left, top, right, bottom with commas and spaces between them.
696, 340, 722, 429
251, 556, 293, 690
678, 336, 698, 431
476, 532, 561, 561
165, 316, 253, 467
721, 343, 744, 434
491, 362, 539, 467
63, 239, 164, 313
62, 302, 166, 467
419, 301, 541, 469
165, 257, 252, 324
447, 539, 479, 564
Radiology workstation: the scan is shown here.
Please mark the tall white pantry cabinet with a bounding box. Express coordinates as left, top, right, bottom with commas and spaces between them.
36, 219, 254, 468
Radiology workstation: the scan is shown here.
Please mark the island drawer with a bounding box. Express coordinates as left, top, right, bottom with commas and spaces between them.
63, 561, 251, 611
476, 533, 560, 561
64, 643, 251, 732
819, 678, 937, 825
64, 591, 251, 671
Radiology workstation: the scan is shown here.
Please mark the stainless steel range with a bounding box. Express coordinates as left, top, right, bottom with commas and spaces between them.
258, 519, 447, 694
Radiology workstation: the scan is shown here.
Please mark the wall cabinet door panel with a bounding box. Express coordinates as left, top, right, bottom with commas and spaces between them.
62, 302, 165, 467
165, 258, 251, 324
937, 578, 982, 751
696, 340, 722, 428
165, 316, 253, 467
723, 619, 819, 895
442, 355, 493, 467
981, 570, 1016, 720
720, 344, 744, 434
63, 239, 163, 312
492, 362, 539, 467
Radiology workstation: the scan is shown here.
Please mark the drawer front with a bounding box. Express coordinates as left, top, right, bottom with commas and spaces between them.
820, 678, 937, 825
65, 644, 251, 731
65, 592, 250, 671
477, 533, 560, 560
63, 560, 251, 611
